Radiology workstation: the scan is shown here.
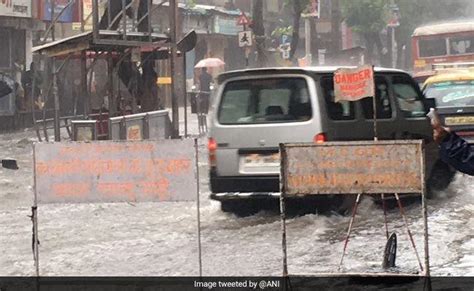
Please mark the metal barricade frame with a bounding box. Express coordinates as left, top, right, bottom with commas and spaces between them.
279, 140, 430, 278
31, 138, 202, 276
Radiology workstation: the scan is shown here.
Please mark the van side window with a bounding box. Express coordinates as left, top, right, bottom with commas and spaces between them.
392, 75, 426, 118
320, 77, 355, 120
361, 77, 392, 119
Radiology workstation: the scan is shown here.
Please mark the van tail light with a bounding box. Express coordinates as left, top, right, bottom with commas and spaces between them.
313, 133, 327, 144
208, 138, 217, 167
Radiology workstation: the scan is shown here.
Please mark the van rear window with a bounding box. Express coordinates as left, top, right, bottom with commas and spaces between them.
218, 78, 312, 124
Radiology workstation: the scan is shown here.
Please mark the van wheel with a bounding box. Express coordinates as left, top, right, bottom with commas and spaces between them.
220, 200, 259, 217
427, 160, 456, 196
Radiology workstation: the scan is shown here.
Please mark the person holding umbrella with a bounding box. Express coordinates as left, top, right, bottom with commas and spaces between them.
198, 67, 212, 114
200, 67, 212, 93
194, 58, 225, 114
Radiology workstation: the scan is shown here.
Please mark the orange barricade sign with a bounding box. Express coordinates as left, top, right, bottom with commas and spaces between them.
34, 140, 196, 204
280, 140, 424, 195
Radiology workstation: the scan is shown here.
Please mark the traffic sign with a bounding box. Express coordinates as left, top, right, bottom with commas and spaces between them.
237, 12, 250, 26
281, 34, 291, 45
387, 4, 400, 27
387, 19, 400, 28
302, 0, 320, 18
238, 31, 253, 47
279, 43, 291, 59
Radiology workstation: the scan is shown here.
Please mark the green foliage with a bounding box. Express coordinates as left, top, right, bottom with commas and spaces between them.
283, 0, 311, 9
341, 0, 473, 44
341, 0, 387, 34
185, 0, 196, 9
271, 26, 293, 38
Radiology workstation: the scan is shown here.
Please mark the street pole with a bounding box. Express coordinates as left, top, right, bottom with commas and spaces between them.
81, 51, 88, 117
92, 0, 99, 40
51, 0, 56, 41
244, 24, 249, 68
392, 27, 397, 68
80, 0, 85, 32
304, 17, 312, 65
331, 0, 341, 52
390, 0, 398, 68
183, 9, 189, 138
53, 62, 60, 142
170, 0, 180, 138
183, 54, 188, 138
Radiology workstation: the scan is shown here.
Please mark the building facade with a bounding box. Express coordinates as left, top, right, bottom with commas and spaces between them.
0, 0, 44, 130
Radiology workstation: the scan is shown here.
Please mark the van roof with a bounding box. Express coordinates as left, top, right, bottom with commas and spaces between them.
217, 66, 407, 84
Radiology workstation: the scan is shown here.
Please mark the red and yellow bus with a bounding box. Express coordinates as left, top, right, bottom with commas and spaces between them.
412, 21, 474, 82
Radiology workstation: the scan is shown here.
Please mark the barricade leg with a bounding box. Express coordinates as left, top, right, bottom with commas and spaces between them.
30, 206, 39, 276
280, 192, 288, 277
339, 193, 361, 269
382, 193, 389, 240
194, 138, 203, 277
395, 193, 424, 272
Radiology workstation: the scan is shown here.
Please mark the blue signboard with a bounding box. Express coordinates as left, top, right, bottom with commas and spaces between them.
281, 34, 292, 45
186, 50, 195, 79
43, 0, 75, 22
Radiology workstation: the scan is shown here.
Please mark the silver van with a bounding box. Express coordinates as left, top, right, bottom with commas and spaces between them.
208, 67, 454, 214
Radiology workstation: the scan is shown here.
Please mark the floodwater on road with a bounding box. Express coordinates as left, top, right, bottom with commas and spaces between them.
0, 128, 472, 276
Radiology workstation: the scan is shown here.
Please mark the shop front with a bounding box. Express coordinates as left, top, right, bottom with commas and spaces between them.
0, 0, 45, 131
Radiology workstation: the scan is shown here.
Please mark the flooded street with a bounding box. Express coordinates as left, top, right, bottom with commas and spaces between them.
0, 128, 473, 277
2, 2, 474, 290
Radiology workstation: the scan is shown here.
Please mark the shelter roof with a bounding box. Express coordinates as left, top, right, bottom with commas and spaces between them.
32, 31, 94, 56
33, 31, 170, 57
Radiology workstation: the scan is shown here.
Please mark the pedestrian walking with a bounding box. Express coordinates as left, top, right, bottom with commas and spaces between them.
198, 67, 212, 114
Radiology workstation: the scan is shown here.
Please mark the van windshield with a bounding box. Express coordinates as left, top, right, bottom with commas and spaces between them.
218, 78, 312, 124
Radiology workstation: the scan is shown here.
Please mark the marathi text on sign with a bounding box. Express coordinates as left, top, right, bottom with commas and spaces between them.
281, 141, 424, 195
34, 140, 196, 204
333, 65, 375, 102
